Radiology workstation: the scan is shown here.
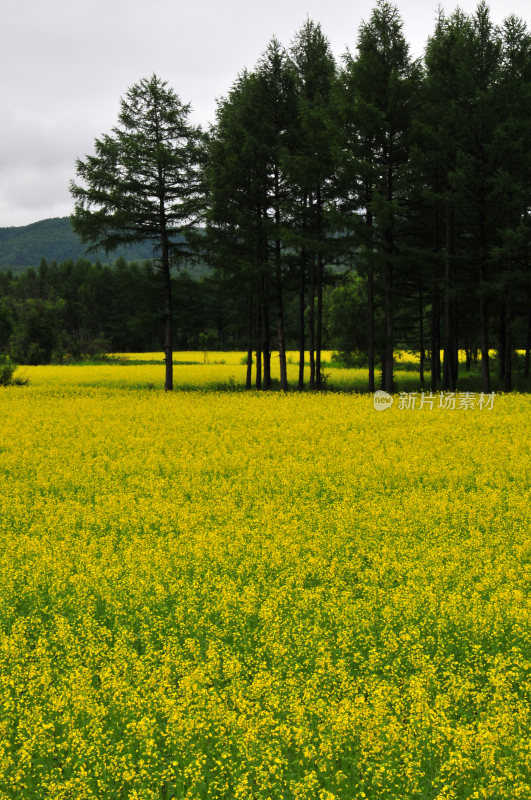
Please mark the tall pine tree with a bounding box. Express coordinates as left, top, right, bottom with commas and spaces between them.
71, 75, 204, 390
349, 1, 419, 392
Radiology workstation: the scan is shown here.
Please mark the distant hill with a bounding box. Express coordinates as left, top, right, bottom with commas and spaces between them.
0, 217, 209, 277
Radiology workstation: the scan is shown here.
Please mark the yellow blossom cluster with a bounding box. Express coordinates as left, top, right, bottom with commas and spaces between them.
0, 366, 529, 799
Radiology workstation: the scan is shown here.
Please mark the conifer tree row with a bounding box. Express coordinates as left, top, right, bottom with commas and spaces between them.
205, 0, 530, 392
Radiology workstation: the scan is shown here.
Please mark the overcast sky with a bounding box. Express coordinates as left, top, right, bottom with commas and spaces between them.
2, 0, 528, 228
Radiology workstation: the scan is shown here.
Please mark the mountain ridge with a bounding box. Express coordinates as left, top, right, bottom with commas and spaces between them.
0, 217, 188, 272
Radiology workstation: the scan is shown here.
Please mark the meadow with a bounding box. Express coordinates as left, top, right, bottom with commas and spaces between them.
0, 356, 529, 799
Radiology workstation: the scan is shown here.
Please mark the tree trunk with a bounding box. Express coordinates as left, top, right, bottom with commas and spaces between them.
419, 279, 425, 388
298, 247, 306, 390
262, 273, 271, 390
430, 272, 440, 392
246, 292, 253, 390
255, 301, 262, 390
275, 245, 287, 391
366, 205, 375, 393
443, 202, 457, 391
498, 304, 506, 382
316, 252, 323, 390
525, 285, 531, 379
479, 261, 490, 393
274, 163, 287, 391
504, 281, 512, 392
160, 227, 173, 392
430, 188, 441, 392
309, 253, 315, 390
453, 298, 459, 386
383, 258, 393, 393
382, 157, 394, 394
277, 295, 287, 390
478, 155, 490, 394
315, 186, 323, 390
155, 112, 173, 392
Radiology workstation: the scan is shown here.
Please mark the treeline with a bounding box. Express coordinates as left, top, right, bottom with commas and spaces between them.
0, 258, 228, 363
0, 256, 371, 363
3, 1, 530, 391
203, 0, 530, 392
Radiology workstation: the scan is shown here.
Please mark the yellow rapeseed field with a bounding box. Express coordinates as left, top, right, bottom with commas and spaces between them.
15, 351, 446, 394
0, 359, 529, 799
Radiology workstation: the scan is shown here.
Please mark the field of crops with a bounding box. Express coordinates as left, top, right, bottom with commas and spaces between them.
0, 359, 529, 799
13, 351, 378, 393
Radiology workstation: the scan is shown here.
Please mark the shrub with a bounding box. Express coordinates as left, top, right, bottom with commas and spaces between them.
0, 355, 27, 386
331, 350, 368, 368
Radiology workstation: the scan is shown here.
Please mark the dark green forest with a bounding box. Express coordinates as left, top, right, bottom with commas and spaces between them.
1, 1, 530, 392
0, 256, 253, 362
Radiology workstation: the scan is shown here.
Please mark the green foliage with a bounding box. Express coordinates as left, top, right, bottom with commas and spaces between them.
0, 257, 262, 361
0, 355, 16, 385
70, 75, 204, 259
0, 299, 14, 350
324, 273, 384, 354
8, 298, 65, 365
0, 355, 26, 386
330, 350, 369, 368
